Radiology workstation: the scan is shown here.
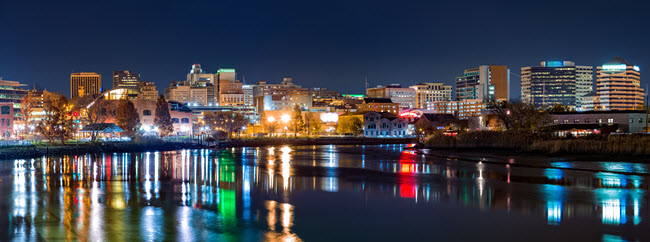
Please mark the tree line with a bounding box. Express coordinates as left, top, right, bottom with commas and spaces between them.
20, 93, 175, 144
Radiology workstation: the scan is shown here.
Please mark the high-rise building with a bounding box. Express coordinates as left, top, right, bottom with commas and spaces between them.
70, 72, 101, 99
409, 83, 452, 109
139, 81, 159, 101
242, 85, 254, 107
218, 69, 236, 83
186, 64, 219, 103
0, 77, 28, 104
217, 69, 243, 105
0, 78, 28, 123
366, 84, 416, 109
521, 61, 593, 107
164, 80, 214, 106
113, 70, 140, 90
595, 57, 644, 110
455, 65, 509, 102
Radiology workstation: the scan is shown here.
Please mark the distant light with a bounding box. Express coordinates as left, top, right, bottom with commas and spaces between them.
320, 112, 339, 122
634, 66, 640, 71
281, 114, 291, 122
267, 116, 275, 122
544, 61, 564, 67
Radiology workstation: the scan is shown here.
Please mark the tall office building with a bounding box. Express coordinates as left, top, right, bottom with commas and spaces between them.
455, 65, 509, 102
521, 61, 593, 107
408, 83, 452, 109
217, 69, 236, 83
242, 85, 254, 107
139, 81, 159, 101
217, 69, 243, 105
595, 57, 644, 110
182, 64, 220, 104
113, 70, 140, 90
366, 84, 416, 109
70, 72, 101, 99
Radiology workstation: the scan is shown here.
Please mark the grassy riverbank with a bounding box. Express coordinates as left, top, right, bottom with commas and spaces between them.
226, 137, 414, 147
0, 141, 199, 160
0, 136, 415, 160
423, 131, 650, 156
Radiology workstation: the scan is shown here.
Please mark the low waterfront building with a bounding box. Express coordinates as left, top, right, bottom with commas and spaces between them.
85, 88, 193, 136
190, 105, 258, 125
77, 123, 124, 140
361, 111, 408, 137
549, 110, 648, 135
399, 110, 454, 133
469, 110, 648, 135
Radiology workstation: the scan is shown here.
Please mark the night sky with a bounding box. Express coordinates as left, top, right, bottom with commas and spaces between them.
1, 0, 649, 98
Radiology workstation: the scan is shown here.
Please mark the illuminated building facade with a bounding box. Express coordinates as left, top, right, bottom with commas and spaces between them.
366, 84, 416, 109
359, 98, 399, 115
113, 70, 140, 90
455, 65, 509, 102
186, 64, 219, 103
70, 72, 101, 99
139, 81, 159, 101
253, 79, 312, 112
408, 82, 452, 109
0, 102, 14, 138
429, 99, 486, 119
521, 61, 593, 107
164, 80, 215, 106
595, 57, 644, 111
242, 85, 254, 107
361, 111, 408, 137
217, 69, 244, 106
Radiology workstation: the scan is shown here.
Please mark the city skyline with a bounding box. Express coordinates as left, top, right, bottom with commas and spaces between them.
1, 0, 649, 98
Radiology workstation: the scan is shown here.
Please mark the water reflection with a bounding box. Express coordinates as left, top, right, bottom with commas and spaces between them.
1, 144, 649, 241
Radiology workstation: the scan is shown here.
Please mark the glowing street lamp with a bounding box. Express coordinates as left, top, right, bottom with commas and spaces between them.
281, 114, 291, 123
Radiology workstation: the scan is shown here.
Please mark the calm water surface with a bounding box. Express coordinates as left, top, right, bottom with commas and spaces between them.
1, 144, 649, 241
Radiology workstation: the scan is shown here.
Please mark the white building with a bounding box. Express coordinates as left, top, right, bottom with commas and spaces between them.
362, 111, 408, 137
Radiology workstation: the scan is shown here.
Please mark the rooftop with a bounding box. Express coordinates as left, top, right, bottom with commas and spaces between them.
363, 98, 393, 103
603, 56, 633, 66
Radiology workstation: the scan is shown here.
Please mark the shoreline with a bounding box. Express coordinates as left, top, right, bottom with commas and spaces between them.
0, 137, 415, 160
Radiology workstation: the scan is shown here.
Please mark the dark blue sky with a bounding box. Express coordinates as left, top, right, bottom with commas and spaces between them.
1, 0, 649, 98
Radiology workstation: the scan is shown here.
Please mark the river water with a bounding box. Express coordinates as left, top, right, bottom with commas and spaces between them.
1, 144, 649, 241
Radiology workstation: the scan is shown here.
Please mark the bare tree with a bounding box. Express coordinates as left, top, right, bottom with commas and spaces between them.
37, 94, 73, 145
18, 94, 35, 138
488, 101, 552, 133
83, 99, 110, 143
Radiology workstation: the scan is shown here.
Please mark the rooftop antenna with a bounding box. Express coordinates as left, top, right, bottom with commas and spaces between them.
365, 76, 368, 93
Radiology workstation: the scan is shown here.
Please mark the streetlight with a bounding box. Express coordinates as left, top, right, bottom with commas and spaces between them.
281, 114, 290, 123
